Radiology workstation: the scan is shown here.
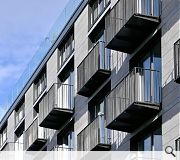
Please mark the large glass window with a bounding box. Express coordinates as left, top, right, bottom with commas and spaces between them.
136, 41, 161, 103
89, 28, 111, 71
89, 100, 105, 122
57, 130, 74, 149
58, 33, 74, 69
138, 0, 160, 17
15, 102, 25, 127
89, 0, 110, 28
0, 126, 7, 147
138, 127, 162, 151
34, 71, 47, 102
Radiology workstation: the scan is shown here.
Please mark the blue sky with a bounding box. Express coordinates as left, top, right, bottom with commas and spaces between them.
0, 0, 69, 120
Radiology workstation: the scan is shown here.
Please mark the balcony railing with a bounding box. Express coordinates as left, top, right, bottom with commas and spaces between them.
52, 146, 73, 160
77, 114, 111, 151
174, 39, 180, 83
39, 83, 74, 130
25, 118, 47, 151
106, 67, 161, 132
105, 0, 161, 53
77, 41, 111, 97
2, 142, 23, 151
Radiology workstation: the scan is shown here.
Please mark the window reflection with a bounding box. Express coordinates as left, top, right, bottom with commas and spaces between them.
138, 127, 162, 151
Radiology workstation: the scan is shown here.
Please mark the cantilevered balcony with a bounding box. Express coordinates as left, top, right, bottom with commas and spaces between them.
25, 118, 47, 151
106, 67, 161, 133
77, 41, 111, 97
105, 0, 161, 53
77, 114, 111, 151
39, 83, 74, 130
174, 39, 180, 83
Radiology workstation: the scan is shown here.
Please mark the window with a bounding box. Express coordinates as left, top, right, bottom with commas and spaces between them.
34, 71, 47, 102
89, 0, 110, 28
15, 102, 25, 127
137, 128, 162, 151
0, 126, 7, 148
57, 130, 74, 149
130, 40, 161, 104
176, 138, 180, 151
174, 39, 180, 80
89, 100, 105, 122
58, 33, 74, 69
89, 28, 111, 70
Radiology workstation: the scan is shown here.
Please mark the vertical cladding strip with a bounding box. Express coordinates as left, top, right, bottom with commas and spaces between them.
47, 49, 58, 90
74, 5, 89, 151
7, 112, 15, 143
24, 85, 34, 131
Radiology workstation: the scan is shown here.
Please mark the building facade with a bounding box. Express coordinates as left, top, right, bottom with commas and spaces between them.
0, 0, 180, 153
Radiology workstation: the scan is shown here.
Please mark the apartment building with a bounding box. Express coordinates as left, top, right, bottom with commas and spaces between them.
0, 0, 180, 153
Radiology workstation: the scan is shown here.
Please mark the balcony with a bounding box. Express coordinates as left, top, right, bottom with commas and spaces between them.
3, 142, 23, 151
77, 114, 111, 151
25, 118, 47, 151
105, 0, 161, 53
39, 83, 74, 130
77, 41, 111, 97
174, 39, 180, 83
106, 67, 161, 132
52, 146, 73, 160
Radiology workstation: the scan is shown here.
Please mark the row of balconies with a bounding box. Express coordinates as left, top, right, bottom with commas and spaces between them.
4, 0, 166, 152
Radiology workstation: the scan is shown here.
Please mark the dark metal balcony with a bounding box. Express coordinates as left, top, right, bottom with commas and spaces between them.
39, 83, 74, 130
77, 114, 111, 151
77, 41, 111, 97
106, 67, 161, 133
25, 118, 47, 151
105, 0, 161, 53
174, 39, 180, 83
